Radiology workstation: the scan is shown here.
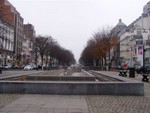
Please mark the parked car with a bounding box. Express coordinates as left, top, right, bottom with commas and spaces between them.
0, 65, 3, 70
19, 65, 25, 69
23, 65, 33, 70
29, 63, 38, 70
13, 65, 19, 69
31, 64, 37, 70
4, 65, 12, 70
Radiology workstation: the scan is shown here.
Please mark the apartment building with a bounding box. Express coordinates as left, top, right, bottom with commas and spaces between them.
23, 24, 36, 65
14, 11, 24, 65
0, 0, 25, 66
118, 1, 150, 67
110, 19, 127, 67
0, 18, 14, 66
24, 24, 35, 41
0, 0, 15, 66
0, 0, 15, 26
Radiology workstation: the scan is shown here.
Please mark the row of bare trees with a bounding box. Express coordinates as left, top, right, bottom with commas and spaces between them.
35, 35, 76, 67
1, 1, 76, 67
79, 26, 118, 68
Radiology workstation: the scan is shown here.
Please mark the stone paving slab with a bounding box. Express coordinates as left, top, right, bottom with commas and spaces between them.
1, 94, 150, 113
0, 95, 88, 113
85, 71, 150, 113
0, 94, 23, 109
86, 95, 150, 113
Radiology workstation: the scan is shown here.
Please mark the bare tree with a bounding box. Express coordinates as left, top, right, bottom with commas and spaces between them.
35, 35, 76, 69
51, 45, 75, 66
35, 35, 51, 68
45, 38, 57, 67
80, 26, 118, 69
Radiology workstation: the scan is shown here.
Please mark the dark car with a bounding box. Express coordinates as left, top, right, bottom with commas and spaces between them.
0, 65, 3, 69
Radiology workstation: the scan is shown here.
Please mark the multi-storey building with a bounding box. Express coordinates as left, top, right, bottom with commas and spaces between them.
23, 24, 36, 64
118, 1, 150, 67
24, 24, 35, 41
119, 25, 144, 67
0, 18, 14, 66
14, 11, 24, 65
0, 0, 15, 26
110, 19, 127, 67
22, 34, 33, 65
0, 0, 16, 66
0, 0, 24, 66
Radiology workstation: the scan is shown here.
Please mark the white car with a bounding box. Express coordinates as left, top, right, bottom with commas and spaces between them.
4, 65, 12, 69
23, 65, 33, 70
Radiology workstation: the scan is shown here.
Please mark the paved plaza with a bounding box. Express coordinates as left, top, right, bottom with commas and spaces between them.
0, 95, 88, 113
0, 70, 150, 113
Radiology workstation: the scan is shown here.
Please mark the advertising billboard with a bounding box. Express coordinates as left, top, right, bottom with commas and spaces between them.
137, 45, 143, 66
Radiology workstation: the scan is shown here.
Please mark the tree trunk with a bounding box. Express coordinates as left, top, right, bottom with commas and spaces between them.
40, 53, 43, 70
93, 59, 96, 66
104, 57, 107, 66
108, 45, 111, 71
101, 58, 103, 69
46, 54, 49, 70
96, 59, 99, 67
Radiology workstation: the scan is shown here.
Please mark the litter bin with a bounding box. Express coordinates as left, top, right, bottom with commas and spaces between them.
129, 67, 135, 77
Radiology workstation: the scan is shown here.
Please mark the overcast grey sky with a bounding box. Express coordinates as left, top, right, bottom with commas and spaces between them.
9, 0, 149, 62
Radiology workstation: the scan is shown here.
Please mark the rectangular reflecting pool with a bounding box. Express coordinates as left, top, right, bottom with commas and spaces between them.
0, 70, 144, 96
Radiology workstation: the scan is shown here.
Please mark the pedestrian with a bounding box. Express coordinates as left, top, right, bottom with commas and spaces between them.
123, 63, 127, 70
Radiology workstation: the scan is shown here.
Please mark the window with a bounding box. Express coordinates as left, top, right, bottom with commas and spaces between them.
137, 30, 141, 34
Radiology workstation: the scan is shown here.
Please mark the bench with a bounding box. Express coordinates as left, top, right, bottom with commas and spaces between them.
119, 69, 128, 77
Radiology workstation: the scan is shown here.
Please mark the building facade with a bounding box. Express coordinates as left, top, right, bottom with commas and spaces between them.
22, 34, 33, 65
23, 24, 36, 65
110, 19, 127, 67
118, 1, 150, 68
0, 0, 16, 66
0, 18, 14, 66
14, 12, 24, 66
24, 24, 35, 41
0, 0, 36, 67
0, 0, 37, 67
